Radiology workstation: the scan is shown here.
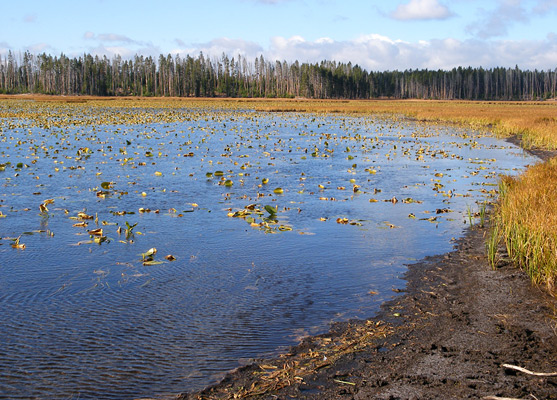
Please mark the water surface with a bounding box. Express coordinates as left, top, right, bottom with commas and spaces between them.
0, 106, 536, 399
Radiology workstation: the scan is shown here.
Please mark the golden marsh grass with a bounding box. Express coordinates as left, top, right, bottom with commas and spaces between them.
490, 160, 557, 292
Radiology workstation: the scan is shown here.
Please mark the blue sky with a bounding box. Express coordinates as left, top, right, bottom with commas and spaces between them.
1, 0, 557, 70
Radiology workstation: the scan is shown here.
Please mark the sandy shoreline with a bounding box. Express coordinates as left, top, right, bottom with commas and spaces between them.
178, 142, 557, 400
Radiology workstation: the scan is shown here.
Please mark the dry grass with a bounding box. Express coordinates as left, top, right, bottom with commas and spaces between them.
490, 160, 557, 292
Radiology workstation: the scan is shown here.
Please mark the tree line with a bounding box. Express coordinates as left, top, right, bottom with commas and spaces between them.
1, 51, 556, 100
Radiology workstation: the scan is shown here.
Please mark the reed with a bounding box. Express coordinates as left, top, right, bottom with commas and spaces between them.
466, 205, 475, 226
489, 161, 557, 292
486, 222, 500, 270
478, 201, 487, 229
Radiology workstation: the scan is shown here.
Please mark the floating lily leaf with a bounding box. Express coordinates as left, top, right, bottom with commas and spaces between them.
11, 236, 25, 249
165, 255, 176, 261
93, 235, 108, 244
77, 212, 94, 220
141, 247, 157, 260
100, 181, 113, 190
154, 171, 163, 177
88, 228, 103, 236
273, 187, 284, 194
264, 205, 277, 215
143, 260, 165, 266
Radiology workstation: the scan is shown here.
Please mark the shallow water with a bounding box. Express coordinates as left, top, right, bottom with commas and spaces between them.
0, 107, 536, 399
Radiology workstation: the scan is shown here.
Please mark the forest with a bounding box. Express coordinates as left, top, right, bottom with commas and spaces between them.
1, 51, 556, 100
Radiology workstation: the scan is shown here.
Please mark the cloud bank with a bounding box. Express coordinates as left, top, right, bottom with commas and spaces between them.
2, 33, 556, 72
176, 34, 557, 71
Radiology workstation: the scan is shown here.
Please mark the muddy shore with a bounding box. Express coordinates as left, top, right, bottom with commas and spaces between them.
178, 143, 557, 400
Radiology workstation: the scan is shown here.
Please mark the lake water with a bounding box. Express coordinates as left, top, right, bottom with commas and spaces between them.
0, 103, 537, 399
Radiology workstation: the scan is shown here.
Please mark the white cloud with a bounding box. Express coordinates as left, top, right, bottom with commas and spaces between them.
97, 33, 135, 43
533, 0, 557, 13
6, 34, 555, 72
391, 0, 452, 21
160, 34, 557, 71
172, 37, 264, 60
84, 32, 137, 44
263, 34, 557, 70
27, 42, 56, 54
0, 42, 11, 58
466, 0, 529, 39
86, 43, 162, 59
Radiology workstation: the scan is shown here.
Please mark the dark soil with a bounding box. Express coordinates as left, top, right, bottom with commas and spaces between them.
178, 137, 557, 400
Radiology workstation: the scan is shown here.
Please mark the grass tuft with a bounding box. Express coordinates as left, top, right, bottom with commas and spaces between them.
490, 161, 557, 292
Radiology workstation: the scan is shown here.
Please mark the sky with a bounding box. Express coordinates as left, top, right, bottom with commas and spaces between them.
1, 0, 557, 71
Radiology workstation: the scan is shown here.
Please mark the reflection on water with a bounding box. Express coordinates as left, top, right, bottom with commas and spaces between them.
0, 109, 536, 399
